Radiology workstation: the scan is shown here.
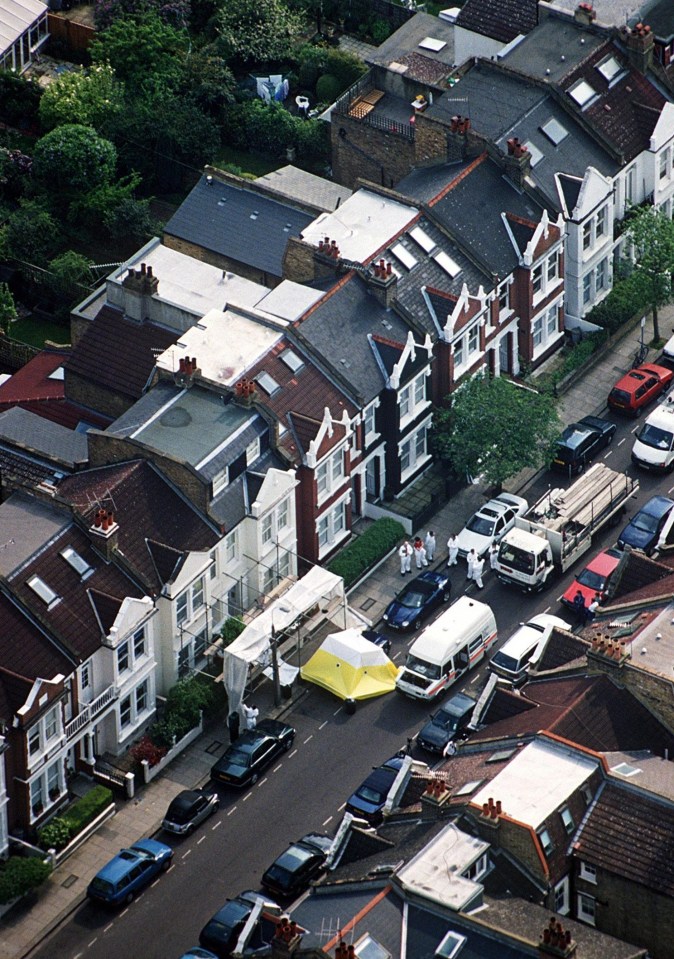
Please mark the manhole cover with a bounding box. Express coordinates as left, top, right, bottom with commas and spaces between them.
206, 740, 223, 755
360, 598, 375, 611
62, 875, 78, 888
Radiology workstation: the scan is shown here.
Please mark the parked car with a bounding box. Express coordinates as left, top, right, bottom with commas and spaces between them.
617, 495, 674, 555
607, 363, 673, 416
261, 833, 333, 899
489, 614, 570, 685
560, 548, 623, 609
551, 415, 616, 474
382, 570, 451, 632
86, 838, 173, 906
162, 788, 220, 836
199, 891, 280, 957
631, 400, 674, 472
345, 755, 404, 823
661, 331, 674, 364
179, 950, 219, 959
211, 718, 295, 788
456, 493, 528, 559
416, 690, 477, 754
362, 628, 392, 656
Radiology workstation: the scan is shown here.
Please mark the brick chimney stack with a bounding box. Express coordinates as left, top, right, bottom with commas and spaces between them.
504, 138, 532, 189
574, 2, 596, 26
538, 917, 577, 957
622, 22, 654, 75
121, 262, 160, 322
368, 258, 397, 309
89, 508, 119, 563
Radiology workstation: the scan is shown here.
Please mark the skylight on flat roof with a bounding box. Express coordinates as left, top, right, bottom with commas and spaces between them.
569, 79, 597, 107
27, 575, 60, 609
409, 225, 436, 253
611, 761, 642, 777
60, 546, 93, 579
486, 747, 516, 764
418, 36, 446, 52
527, 142, 544, 167
541, 117, 568, 146
433, 250, 461, 278
597, 55, 622, 82
256, 371, 280, 395
391, 242, 417, 271
435, 931, 467, 959
279, 348, 304, 373
454, 779, 483, 797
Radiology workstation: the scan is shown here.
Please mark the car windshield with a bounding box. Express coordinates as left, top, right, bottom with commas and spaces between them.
129, 846, 154, 860
577, 568, 606, 591
433, 709, 458, 732
633, 512, 661, 533
405, 655, 440, 680
277, 846, 312, 870
498, 542, 535, 573
636, 424, 674, 450
265, 863, 292, 884
466, 514, 496, 536
399, 587, 431, 609
491, 652, 518, 672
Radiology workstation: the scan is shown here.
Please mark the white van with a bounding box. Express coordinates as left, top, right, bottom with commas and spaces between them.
489, 613, 570, 684
396, 596, 497, 701
632, 399, 674, 473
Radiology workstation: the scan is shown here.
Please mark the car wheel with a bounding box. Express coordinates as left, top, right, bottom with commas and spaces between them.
125, 890, 134, 905
283, 737, 294, 752
413, 618, 422, 631
636, 406, 643, 417
577, 461, 585, 474
442, 590, 450, 603
606, 432, 614, 445
161, 858, 172, 871
250, 772, 259, 785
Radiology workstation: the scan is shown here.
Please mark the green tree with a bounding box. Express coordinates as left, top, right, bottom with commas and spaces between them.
38, 64, 124, 132
214, 0, 303, 65
3, 199, 61, 265
90, 12, 189, 96
32, 124, 117, 194
623, 205, 674, 342
44, 251, 93, 320
0, 282, 17, 334
431, 375, 561, 489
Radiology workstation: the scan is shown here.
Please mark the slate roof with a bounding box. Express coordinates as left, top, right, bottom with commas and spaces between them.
0, 593, 73, 684
557, 173, 584, 216
295, 274, 416, 404
605, 550, 674, 606
0, 445, 57, 488
7, 523, 145, 662
254, 165, 352, 213
456, 0, 538, 44
210, 448, 288, 529
646, 0, 674, 41
532, 628, 590, 671
164, 174, 314, 279
574, 781, 674, 896
501, 15, 608, 84
0, 670, 33, 722
58, 460, 219, 592
368, 12, 455, 72
0, 407, 88, 469
395, 159, 474, 206
65, 305, 178, 403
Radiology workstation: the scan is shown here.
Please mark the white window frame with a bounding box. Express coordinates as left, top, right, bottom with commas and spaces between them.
225, 530, 237, 565
660, 148, 669, 180
546, 305, 558, 337
277, 497, 289, 531
117, 641, 130, 674
468, 324, 479, 355
538, 828, 553, 855
81, 661, 91, 692
560, 806, 574, 834
577, 892, 596, 926
582, 220, 592, 251
532, 263, 543, 295
579, 861, 597, 884
596, 258, 608, 292
176, 590, 189, 625
498, 286, 510, 315
363, 403, 377, 441
262, 513, 273, 547
316, 446, 347, 505
399, 371, 429, 426
554, 876, 570, 916
454, 337, 465, 368
596, 205, 608, 238
209, 549, 217, 581
317, 497, 349, 558
583, 272, 592, 305
245, 437, 260, 464
399, 420, 430, 483
533, 316, 543, 348
532, 250, 562, 304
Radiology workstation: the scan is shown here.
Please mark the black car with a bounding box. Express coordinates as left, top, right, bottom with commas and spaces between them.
261, 833, 333, 899
162, 788, 220, 836
199, 891, 280, 957
362, 628, 392, 656
211, 718, 295, 788
382, 570, 451, 631
416, 691, 477, 754
551, 415, 616, 475
345, 755, 404, 823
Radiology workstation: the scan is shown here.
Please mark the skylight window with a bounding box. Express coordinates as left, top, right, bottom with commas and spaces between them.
391, 242, 417, 270
27, 575, 61, 609
256, 371, 280, 395
435, 931, 467, 958
486, 747, 515, 763
541, 117, 568, 146
279, 349, 304, 373
611, 761, 641, 777
48, 366, 65, 381
354, 934, 391, 959
60, 546, 93, 579
409, 225, 436, 253
527, 142, 544, 167
569, 79, 597, 107
433, 250, 461, 278
418, 36, 446, 52
597, 56, 622, 82
454, 779, 483, 797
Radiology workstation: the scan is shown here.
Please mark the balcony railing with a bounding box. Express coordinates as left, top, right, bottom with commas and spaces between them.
65, 685, 118, 740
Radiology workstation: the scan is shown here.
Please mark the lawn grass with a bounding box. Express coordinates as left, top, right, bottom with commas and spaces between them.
10, 315, 70, 348
211, 145, 280, 178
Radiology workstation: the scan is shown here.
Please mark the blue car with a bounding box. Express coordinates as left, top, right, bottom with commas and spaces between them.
345, 755, 404, 823
617, 495, 674, 555
87, 838, 173, 906
179, 950, 219, 959
382, 570, 451, 631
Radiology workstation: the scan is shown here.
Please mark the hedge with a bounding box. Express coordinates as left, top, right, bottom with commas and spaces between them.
328, 517, 405, 588
0, 856, 52, 903
584, 271, 650, 335
38, 785, 113, 851
144, 675, 223, 752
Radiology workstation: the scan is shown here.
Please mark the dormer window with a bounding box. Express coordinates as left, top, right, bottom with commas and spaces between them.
27, 575, 61, 610
60, 546, 93, 580
246, 437, 260, 464
538, 827, 553, 855
560, 806, 575, 834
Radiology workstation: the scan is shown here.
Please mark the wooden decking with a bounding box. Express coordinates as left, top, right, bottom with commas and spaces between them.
348, 89, 384, 119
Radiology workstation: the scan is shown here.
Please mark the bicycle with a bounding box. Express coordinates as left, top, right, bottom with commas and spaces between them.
632, 342, 649, 368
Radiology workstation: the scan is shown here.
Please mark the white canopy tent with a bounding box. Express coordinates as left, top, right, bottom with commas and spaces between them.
222, 567, 347, 712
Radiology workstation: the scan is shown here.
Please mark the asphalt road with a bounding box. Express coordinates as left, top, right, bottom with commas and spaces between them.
30, 407, 673, 959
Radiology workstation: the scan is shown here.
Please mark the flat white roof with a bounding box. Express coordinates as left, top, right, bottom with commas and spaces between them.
110, 241, 269, 317
622, 604, 674, 679
300, 190, 418, 264
397, 822, 489, 911
255, 281, 324, 322
472, 739, 597, 828
156, 308, 283, 387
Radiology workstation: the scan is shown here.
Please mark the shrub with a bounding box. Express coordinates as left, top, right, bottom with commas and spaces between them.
328, 518, 405, 588
316, 73, 341, 103
220, 616, 246, 646
130, 735, 167, 768
37, 819, 73, 852
64, 786, 113, 835
0, 857, 52, 904
584, 272, 650, 335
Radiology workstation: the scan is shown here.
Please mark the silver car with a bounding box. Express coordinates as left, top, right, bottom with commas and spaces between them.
162, 788, 220, 835
456, 492, 528, 559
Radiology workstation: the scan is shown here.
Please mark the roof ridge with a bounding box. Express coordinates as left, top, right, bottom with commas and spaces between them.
427, 152, 488, 207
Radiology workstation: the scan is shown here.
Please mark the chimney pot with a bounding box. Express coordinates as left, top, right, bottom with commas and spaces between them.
386, 262, 392, 276
140, 263, 146, 275
496, 800, 502, 814
147, 265, 153, 278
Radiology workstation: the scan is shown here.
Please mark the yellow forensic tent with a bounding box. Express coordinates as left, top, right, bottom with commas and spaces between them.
300, 628, 400, 701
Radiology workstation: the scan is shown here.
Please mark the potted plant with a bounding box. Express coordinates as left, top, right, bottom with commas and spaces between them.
49, 787, 60, 802
32, 801, 44, 817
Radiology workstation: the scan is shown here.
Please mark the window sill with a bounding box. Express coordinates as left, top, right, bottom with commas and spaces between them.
318, 528, 350, 560
400, 452, 432, 485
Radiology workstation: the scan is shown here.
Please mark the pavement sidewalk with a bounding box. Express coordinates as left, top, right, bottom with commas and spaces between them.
4, 310, 669, 959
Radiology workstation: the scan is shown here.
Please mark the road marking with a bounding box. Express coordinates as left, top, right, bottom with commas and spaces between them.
631, 426, 639, 434
470, 674, 480, 683
273, 763, 283, 772
669, 485, 674, 495
182, 850, 191, 859
338, 802, 346, 811
333, 707, 342, 716
243, 793, 251, 801
258, 777, 268, 787
543, 605, 551, 613
88, 939, 98, 948
75, 953, 83, 958
119, 909, 128, 918
212, 819, 222, 829
618, 437, 626, 446
319, 720, 328, 730
304, 735, 313, 744
604, 450, 612, 459
322, 815, 333, 826
289, 748, 298, 758
197, 836, 205, 844
104, 923, 113, 933
406, 637, 415, 647
393, 652, 402, 660
227, 808, 237, 816
151, 879, 160, 888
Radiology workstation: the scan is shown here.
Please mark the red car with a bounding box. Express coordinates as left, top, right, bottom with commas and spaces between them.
608, 363, 673, 415
560, 548, 622, 609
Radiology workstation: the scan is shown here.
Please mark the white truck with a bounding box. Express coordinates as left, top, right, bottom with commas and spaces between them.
494, 463, 638, 592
